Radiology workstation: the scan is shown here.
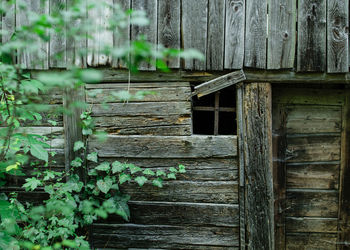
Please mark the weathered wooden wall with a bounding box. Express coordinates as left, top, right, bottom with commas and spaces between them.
272, 86, 349, 249
85, 82, 239, 248
1, 0, 349, 73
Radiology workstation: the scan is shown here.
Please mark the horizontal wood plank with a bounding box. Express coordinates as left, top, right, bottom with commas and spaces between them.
91, 102, 191, 117
286, 217, 338, 233
89, 135, 237, 158
92, 224, 239, 248
100, 201, 239, 227
120, 181, 238, 204
286, 233, 337, 249
286, 190, 339, 217
286, 105, 342, 133
286, 135, 341, 162
86, 86, 191, 103
97, 125, 191, 136
91, 157, 238, 181
287, 162, 339, 189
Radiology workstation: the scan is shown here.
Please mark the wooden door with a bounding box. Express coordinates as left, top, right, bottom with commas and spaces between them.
272, 87, 350, 250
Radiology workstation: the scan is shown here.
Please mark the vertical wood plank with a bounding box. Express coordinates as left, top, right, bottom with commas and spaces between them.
157, 0, 180, 69
243, 83, 275, 250
112, 0, 131, 68
1, 1, 15, 44
87, 0, 113, 67
131, 0, 157, 71
338, 90, 350, 249
206, 0, 225, 71
49, 0, 66, 68
297, 0, 326, 72
244, 0, 267, 69
267, 0, 296, 69
236, 85, 246, 250
17, 0, 49, 69
63, 86, 84, 176
224, 0, 245, 70
182, 0, 208, 70
327, 0, 349, 73
66, 0, 87, 68
272, 103, 287, 250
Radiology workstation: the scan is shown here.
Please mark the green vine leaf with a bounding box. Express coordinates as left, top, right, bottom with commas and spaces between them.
135, 176, 147, 187
112, 161, 126, 173
143, 169, 155, 176
95, 162, 110, 172
156, 170, 166, 177
23, 177, 42, 191
178, 164, 186, 173
97, 176, 113, 194
119, 173, 131, 185
169, 167, 178, 173
87, 152, 98, 163
128, 164, 142, 174
152, 178, 163, 188
167, 173, 176, 180
73, 141, 85, 152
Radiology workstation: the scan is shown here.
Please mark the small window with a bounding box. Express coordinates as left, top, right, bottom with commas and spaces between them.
192, 86, 237, 135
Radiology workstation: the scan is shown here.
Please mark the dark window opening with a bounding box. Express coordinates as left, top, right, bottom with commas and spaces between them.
192, 86, 237, 135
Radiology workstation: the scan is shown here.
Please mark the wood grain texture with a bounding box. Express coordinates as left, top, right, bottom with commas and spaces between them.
267, 0, 296, 69
297, 0, 326, 72
327, 0, 349, 73
89, 135, 237, 158
181, 0, 208, 70
112, 0, 131, 68
224, 0, 245, 69
87, 0, 113, 66
66, 0, 86, 67
206, 0, 225, 70
286, 233, 337, 250
286, 217, 338, 233
243, 83, 274, 250
244, 0, 267, 68
286, 105, 342, 134
92, 224, 239, 249
49, 0, 66, 68
1, 1, 15, 45
157, 0, 180, 68
101, 201, 239, 227
16, 0, 49, 69
131, 0, 157, 70
287, 162, 339, 189
286, 190, 339, 217
91, 102, 191, 117
338, 91, 350, 249
286, 135, 341, 163
272, 103, 287, 250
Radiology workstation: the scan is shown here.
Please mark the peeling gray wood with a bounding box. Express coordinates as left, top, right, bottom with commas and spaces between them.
66, 0, 87, 67
206, 0, 225, 70
87, 0, 113, 66
182, 0, 208, 70
286, 217, 338, 233
112, 0, 131, 68
327, 0, 349, 73
224, 0, 245, 69
244, 0, 267, 68
49, 0, 66, 68
1, 1, 15, 44
16, 0, 49, 69
157, 0, 180, 68
297, 0, 326, 72
286, 233, 337, 249
131, 0, 157, 70
193, 70, 246, 97
267, 0, 296, 69
89, 135, 237, 158
92, 224, 239, 249
243, 83, 274, 250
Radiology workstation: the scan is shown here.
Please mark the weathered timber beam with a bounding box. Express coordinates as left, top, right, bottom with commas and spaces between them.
242, 83, 275, 250
193, 70, 246, 97
31, 69, 350, 84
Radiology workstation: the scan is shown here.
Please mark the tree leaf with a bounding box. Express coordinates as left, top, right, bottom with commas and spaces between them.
30, 144, 48, 162
23, 177, 42, 191
135, 176, 147, 187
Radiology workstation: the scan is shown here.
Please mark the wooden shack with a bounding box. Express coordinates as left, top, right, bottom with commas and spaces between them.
2, 0, 350, 249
